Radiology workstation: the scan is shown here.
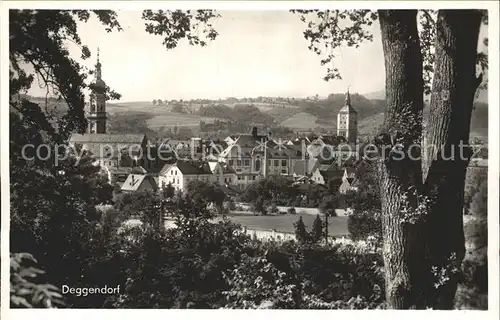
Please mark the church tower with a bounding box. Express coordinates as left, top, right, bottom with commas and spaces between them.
88, 48, 107, 134
336, 89, 358, 144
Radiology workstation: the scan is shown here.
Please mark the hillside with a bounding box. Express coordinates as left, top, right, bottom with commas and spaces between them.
16, 93, 488, 141
356, 101, 488, 140
363, 88, 488, 104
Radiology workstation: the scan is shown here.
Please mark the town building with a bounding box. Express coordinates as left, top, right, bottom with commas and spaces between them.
310, 162, 343, 185
120, 174, 158, 193
68, 50, 152, 180
158, 159, 236, 191
218, 127, 304, 190
338, 167, 359, 194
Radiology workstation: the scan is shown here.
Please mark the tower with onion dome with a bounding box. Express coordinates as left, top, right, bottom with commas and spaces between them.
87, 48, 107, 134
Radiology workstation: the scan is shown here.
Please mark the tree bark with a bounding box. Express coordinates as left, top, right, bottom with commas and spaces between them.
423, 10, 483, 309
377, 10, 426, 309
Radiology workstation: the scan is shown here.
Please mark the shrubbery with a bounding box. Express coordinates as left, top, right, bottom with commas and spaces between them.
222, 238, 385, 309
347, 209, 382, 242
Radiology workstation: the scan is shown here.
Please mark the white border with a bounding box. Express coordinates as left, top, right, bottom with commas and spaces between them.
1, 1, 498, 320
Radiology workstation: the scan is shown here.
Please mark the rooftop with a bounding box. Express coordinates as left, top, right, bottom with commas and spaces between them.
70, 133, 147, 144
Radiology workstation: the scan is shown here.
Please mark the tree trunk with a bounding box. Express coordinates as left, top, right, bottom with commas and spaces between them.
423, 10, 483, 309
377, 10, 426, 309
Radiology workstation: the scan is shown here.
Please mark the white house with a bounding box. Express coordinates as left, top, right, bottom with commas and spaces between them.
120, 174, 158, 193
338, 167, 359, 194
158, 159, 237, 191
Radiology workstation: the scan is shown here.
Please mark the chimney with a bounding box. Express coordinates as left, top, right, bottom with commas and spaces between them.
251, 126, 258, 138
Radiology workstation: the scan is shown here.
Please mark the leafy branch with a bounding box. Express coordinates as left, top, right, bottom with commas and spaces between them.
291, 10, 378, 81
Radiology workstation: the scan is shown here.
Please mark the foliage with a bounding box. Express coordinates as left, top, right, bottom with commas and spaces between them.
162, 182, 176, 199
108, 111, 158, 137
185, 180, 227, 213
142, 10, 219, 49
107, 205, 251, 308
223, 254, 302, 309
242, 176, 332, 209
198, 103, 277, 127
10, 253, 65, 308
10, 9, 223, 307
222, 238, 385, 309
311, 214, 324, 243
291, 10, 378, 81
171, 103, 186, 113
241, 175, 298, 208
319, 194, 339, 217
294, 216, 309, 243
347, 209, 382, 242
293, 9, 487, 91
456, 179, 487, 309
114, 190, 163, 227
469, 177, 488, 217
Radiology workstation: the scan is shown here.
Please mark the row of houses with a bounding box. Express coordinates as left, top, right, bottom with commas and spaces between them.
69, 126, 362, 196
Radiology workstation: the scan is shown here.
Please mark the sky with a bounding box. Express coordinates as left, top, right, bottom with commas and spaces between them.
26, 10, 487, 102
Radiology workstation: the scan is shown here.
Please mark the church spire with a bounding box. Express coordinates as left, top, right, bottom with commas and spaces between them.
87, 47, 107, 134
345, 86, 351, 106
95, 47, 102, 81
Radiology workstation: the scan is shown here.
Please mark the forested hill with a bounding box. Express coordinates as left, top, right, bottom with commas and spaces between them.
14, 92, 488, 141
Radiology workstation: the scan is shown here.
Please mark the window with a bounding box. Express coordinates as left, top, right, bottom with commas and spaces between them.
244, 159, 250, 166
255, 159, 261, 171
229, 178, 232, 183
252, 176, 256, 180
237, 160, 242, 166
281, 160, 287, 167
229, 159, 234, 165
238, 176, 242, 181
274, 160, 279, 166
281, 169, 287, 174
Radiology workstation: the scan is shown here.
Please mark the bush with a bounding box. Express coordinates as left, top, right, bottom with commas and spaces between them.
268, 203, 279, 214
347, 210, 382, 242
222, 239, 385, 309
287, 207, 296, 215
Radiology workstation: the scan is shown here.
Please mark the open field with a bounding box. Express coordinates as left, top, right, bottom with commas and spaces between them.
268, 107, 303, 123
280, 112, 320, 131
146, 112, 216, 129
225, 214, 349, 236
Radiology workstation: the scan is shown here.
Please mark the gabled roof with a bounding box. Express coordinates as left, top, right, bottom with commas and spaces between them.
344, 167, 357, 177
292, 160, 308, 176
159, 160, 213, 176
70, 133, 146, 144
121, 174, 158, 192
320, 167, 343, 181
235, 134, 269, 147
208, 161, 220, 173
